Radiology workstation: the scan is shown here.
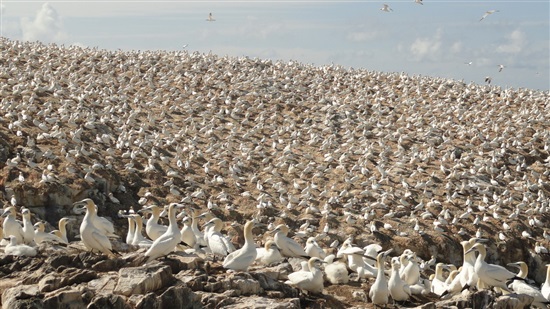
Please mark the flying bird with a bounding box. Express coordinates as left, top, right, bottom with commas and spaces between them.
415, 0, 423, 5
207, 12, 215, 21
479, 10, 499, 21
498, 64, 505, 72
485, 76, 492, 84
380, 4, 393, 12
465, 61, 473, 66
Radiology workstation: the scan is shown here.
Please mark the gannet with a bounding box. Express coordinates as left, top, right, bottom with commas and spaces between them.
1, 206, 24, 244
542, 264, 550, 301
4, 235, 37, 257
479, 10, 499, 22
21, 208, 36, 245
507, 261, 548, 307
323, 254, 349, 285
204, 217, 236, 259
145, 203, 184, 262
75, 199, 117, 256
74, 199, 117, 237
273, 224, 309, 258
498, 64, 505, 73
286, 257, 326, 294
415, 0, 423, 5
180, 216, 197, 249
206, 12, 215, 21
131, 215, 154, 248
34, 222, 65, 244
51, 217, 73, 244
369, 249, 393, 306
380, 4, 393, 12
388, 258, 411, 302
401, 252, 421, 286
222, 220, 259, 271
466, 243, 518, 292
255, 240, 284, 266
431, 263, 448, 296
304, 237, 326, 259
143, 205, 168, 241
126, 216, 136, 245
337, 242, 378, 279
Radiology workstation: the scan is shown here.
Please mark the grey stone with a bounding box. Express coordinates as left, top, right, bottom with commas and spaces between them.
114, 264, 174, 296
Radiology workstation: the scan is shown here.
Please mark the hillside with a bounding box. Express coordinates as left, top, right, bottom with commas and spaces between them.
0, 37, 549, 308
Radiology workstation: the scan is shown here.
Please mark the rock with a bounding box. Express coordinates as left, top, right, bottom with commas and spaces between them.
249, 272, 299, 298
114, 264, 174, 296
1, 284, 42, 309
87, 294, 131, 309
42, 286, 84, 309
38, 267, 97, 292
87, 273, 119, 295
222, 296, 301, 309
156, 286, 202, 309
494, 293, 534, 309
221, 273, 263, 296
160, 254, 204, 274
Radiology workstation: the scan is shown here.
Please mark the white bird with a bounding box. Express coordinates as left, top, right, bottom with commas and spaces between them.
466, 243, 518, 292
286, 257, 326, 294
1, 206, 24, 244
206, 12, 215, 21
337, 242, 378, 279
256, 240, 284, 266
304, 237, 326, 259
388, 258, 411, 302
323, 254, 349, 285
75, 199, 116, 256
131, 215, 154, 248
34, 222, 65, 244
4, 235, 37, 257
507, 261, 548, 308
51, 217, 73, 244
145, 203, 184, 262
542, 264, 550, 301
145, 203, 183, 262
144, 205, 168, 241
21, 208, 35, 245
74, 199, 117, 237
415, 0, 423, 5
369, 249, 393, 306
380, 4, 393, 12
126, 216, 136, 245
204, 217, 236, 259
480, 9, 499, 21
180, 217, 197, 249
273, 224, 309, 258
498, 64, 505, 72
401, 252, 421, 286
431, 263, 448, 296
223, 220, 259, 271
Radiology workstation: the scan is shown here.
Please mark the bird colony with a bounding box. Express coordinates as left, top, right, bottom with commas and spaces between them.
0, 37, 549, 308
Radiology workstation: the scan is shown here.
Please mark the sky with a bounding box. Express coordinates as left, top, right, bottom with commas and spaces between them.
1, 1, 548, 91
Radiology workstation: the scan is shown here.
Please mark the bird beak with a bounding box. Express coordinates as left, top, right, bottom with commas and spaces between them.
465, 248, 475, 255
506, 262, 520, 268
383, 248, 394, 257
474, 238, 489, 243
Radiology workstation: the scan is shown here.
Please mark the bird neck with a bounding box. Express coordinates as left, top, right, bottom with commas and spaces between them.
546, 266, 550, 284
243, 222, 254, 246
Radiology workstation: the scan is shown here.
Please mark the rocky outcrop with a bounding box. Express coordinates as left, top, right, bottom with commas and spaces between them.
114, 264, 174, 297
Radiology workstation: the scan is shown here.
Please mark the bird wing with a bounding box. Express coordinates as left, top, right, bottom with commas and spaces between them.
90, 230, 112, 251
208, 233, 230, 256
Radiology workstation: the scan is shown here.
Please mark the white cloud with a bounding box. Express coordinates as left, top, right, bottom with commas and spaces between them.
409, 29, 442, 61
496, 29, 526, 54
21, 3, 66, 43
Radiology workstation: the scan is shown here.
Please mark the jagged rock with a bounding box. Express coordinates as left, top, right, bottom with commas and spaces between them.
42, 286, 84, 309
222, 296, 301, 309
38, 267, 97, 292
87, 273, 119, 295
221, 273, 263, 296
156, 286, 202, 309
494, 293, 534, 309
91, 257, 126, 272
114, 264, 174, 296
87, 294, 131, 309
1, 284, 42, 309
250, 271, 299, 298
160, 254, 204, 274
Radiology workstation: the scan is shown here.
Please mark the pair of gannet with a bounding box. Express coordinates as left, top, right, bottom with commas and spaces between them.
222, 220, 259, 271
389, 258, 411, 302
286, 257, 326, 294
337, 242, 378, 279
142, 205, 168, 241
34, 222, 64, 244
131, 215, 153, 248
51, 217, 73, 243
465, 243, 520, 292
273, 224, 309, 258
369, 249, 393, 306
74, 198, 117, 256
431, 263, 449, 296
400, 251, 421, 286
145, 203, 184, 262
255, 240, 284, 266
507, 261, 548, 307
180, 216, 197, 249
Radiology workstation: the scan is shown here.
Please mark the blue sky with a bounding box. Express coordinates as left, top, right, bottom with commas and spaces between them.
1, 1, 548, 90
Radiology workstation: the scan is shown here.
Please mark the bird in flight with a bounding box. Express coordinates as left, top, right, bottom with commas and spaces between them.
207, 13, 215, 22
498, 64, 505, 72
485, 76, 492, 84
380, 4, 393, 12
479, 10, 499, 21
465, 61, 473, 66
415, 0, 423, 5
